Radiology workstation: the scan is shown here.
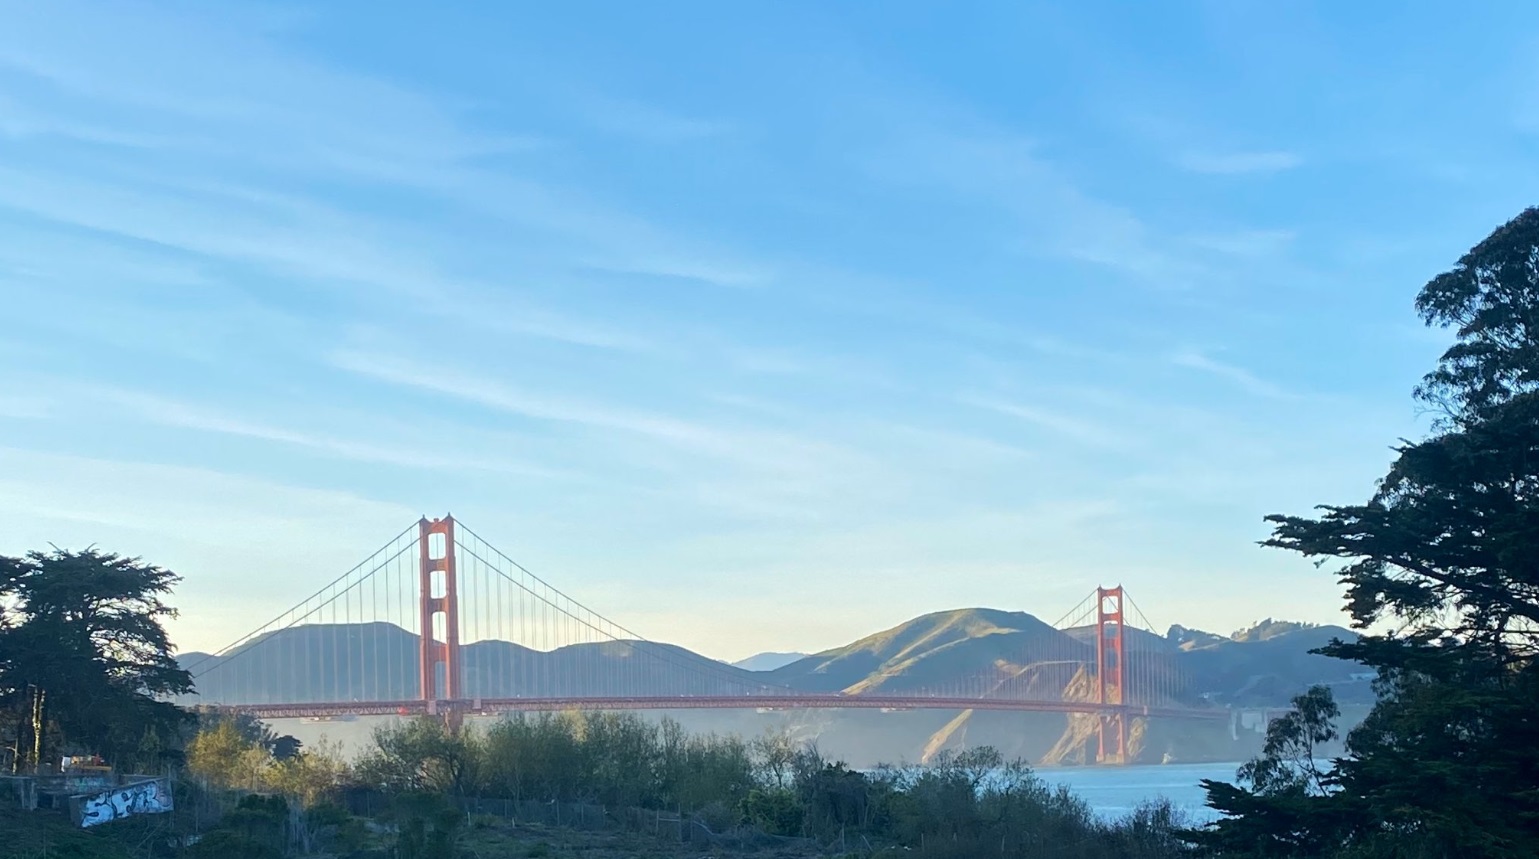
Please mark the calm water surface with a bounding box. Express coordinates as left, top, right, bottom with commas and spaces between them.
1035, 762, 1237, 823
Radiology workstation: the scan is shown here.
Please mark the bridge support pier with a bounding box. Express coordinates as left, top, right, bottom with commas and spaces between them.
1095, 586, 1127, 765
418, 515, 464, 718
426, 699, 467, 732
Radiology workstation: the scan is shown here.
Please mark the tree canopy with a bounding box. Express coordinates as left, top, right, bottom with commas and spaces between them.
1195, 208, 1539, 857
0, 548, 194, 773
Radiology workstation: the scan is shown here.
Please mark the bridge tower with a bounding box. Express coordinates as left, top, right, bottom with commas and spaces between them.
418, 515, 463, 722
1095, 585, 1127, 764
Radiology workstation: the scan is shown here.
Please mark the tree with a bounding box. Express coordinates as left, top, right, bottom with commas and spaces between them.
271, 734, 303, 762
194, 707, 278, 748
1197, 208, 1539, 856
354, 717, 479, 795
0, 548, 193, 772
267, 738, 349, 806
1413, 208, 1539, 423
188, 719, 271, 790
1194, 687, 1355, 857
1234, 685, 1340, 798
752, 728, 797, 790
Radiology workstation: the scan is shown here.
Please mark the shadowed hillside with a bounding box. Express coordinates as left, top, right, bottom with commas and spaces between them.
1172, 619, 1372, 706
766, 608, 1091, 696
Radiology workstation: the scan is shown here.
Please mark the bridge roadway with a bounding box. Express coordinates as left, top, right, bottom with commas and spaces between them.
225, 694, 1230, 721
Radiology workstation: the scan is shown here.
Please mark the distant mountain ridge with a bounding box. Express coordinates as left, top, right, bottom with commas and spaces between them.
180, 622, 773, 705
767, 608, 1106, 699
731, 652, 807, 672
180, 608, 1366, 710
1172, 618, 1369, 706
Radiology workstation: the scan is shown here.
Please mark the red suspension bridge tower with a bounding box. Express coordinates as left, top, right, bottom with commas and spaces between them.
417, 516, 464, 714
1095, 585, 1127, 764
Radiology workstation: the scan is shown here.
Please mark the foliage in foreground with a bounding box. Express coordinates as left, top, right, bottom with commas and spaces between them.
1191, 208, 1539, 857
341, 712, 1196, 858
0, 548, 194, 774
187, 715, 349, 807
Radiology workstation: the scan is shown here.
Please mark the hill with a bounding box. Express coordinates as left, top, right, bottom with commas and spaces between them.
1172, 619, 1373, 706
767, 608, 1091, 697
731, 651, 807, 672
181, 622, 769, 704
181, 611, 1360, 710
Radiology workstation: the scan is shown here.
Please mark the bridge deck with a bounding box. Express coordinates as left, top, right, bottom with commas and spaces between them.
225, 694, 1228, 721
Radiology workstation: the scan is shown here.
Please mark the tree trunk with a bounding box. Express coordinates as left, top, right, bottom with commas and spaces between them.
10, 714, 24, 774
27, 687, 46, 773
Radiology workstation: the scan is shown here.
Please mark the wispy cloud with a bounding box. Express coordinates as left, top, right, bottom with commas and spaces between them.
1176, 150, 1302, 175
0, 0, 772, 321
0, 166, 667, 355
0, 0, 1450, 654
0, 394, 51, 420
866, 127, 1208, 288
92, 389, 570, 479
1183, 228, 1297, 257
0, 0, 509, 175
330, 348, 721, 448
326, 348, 857, 477
1171, 350, 1297, 400
959, 395, 1132, 450
581, 255, 772, 288
0, 446, 416, 545
569, 92, 728, 144
0, 444, 423, 650
0, 166, 455, 301
872, 423, 1037, 462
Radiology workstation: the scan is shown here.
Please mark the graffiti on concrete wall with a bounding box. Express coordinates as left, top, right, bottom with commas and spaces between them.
74, 779, 174, 828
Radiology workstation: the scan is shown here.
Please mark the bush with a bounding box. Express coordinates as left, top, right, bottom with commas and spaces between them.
740, 787, 804, 836
346, 717, 1195, 858
184, 829, 283, 859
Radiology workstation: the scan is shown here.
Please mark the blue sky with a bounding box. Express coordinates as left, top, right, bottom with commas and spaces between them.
2, 1, 1536, 660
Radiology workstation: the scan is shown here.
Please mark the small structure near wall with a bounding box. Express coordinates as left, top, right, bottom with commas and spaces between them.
2, 758, 172, 828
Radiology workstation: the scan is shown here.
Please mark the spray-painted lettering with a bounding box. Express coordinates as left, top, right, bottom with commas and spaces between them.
76, 779, 173, 828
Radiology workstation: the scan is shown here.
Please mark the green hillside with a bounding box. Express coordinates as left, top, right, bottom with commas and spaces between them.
766, 607, 1092, 696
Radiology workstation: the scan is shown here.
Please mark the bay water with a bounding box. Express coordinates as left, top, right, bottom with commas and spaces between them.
1035, 761, 1237, 823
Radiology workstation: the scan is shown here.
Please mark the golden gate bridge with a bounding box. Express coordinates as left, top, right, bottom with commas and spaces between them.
185, 515, 1226, 764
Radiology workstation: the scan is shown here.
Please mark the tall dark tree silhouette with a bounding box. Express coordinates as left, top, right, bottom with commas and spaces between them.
1194, 208, 1539, 857
0, 548, 193, 772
